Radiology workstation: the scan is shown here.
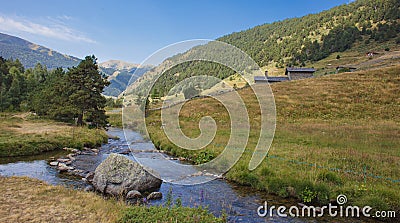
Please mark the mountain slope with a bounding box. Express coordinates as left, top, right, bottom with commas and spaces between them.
218, 0, 399, 67
0, 32, 80, 69
126, 0, 400, 98
99, 60, 152, 97
0, 33, 150, 96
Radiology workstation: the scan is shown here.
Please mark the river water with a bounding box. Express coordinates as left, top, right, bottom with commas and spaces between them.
0, 128, 362, 222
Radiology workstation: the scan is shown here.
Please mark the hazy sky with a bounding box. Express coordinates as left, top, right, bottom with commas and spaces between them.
0, 0, 351, 63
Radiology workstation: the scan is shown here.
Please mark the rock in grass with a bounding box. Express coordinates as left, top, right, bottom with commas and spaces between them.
147, 192, 162, 200
126, 190, 142, 199
63, 147, 75, 151
286, 186, 296, 197
84, 185, 94, 192
93, 153, 162, 196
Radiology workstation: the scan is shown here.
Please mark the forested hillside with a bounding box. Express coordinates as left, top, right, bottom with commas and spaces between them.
127, 0, 400, 99
218, 0, 399, 67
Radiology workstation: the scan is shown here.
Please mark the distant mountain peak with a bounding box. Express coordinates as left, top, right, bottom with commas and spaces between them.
98, 60, 152, 97
99, 60, 140, 71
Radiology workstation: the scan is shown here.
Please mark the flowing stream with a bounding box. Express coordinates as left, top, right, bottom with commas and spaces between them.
0, 128, 361, 222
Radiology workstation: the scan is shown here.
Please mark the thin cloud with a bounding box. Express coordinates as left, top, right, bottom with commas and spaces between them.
0, 15, 96, 44
56, 15, 74, 21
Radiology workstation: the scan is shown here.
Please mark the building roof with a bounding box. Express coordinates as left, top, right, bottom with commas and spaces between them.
267, 76, 289, 82
254, 76, 289, 83
286, 67, 316, 73
254, 76, 268, 81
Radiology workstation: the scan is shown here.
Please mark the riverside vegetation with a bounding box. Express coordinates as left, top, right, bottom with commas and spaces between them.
146, 65, 400, 213
0, 176, 222, 223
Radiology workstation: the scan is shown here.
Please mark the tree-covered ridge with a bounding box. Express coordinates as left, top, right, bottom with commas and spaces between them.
148, 61, 235, 99
217, 0, 400, 67
0, 56, 110, 128
127, 0, 400, 99
0, 32, 80, 69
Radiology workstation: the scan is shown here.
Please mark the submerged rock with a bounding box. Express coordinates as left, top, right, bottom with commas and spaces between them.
67, 154, 76, 161
126, 190, 142, 199
92, 153, 162, 196
57, 158, 70, 163
147, 191, 162, 200
49, 161, 59, 166
84, 172, 95, 183
58, 163, 74, 172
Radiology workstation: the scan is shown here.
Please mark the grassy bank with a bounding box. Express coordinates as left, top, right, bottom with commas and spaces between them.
0, 176, 221, 223
106, 108, 123, 128
0, 113, 108, 157
146, 65, 400, 212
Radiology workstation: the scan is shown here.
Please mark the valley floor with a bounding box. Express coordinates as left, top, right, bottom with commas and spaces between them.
146, 65, 400, 216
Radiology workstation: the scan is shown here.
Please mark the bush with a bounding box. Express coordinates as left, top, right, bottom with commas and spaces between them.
300, 186, 317, 203
194, 150, 215, 164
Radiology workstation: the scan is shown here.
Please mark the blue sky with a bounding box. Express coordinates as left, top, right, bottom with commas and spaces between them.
0, 0, 352, 63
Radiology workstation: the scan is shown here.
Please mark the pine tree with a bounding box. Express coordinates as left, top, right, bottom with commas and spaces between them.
67, 55, 109, 127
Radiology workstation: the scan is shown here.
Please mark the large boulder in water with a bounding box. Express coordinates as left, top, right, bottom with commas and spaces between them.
93, 153, 162, 196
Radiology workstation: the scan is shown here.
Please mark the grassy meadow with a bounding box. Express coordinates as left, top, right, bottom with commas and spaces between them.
146, 65, 400, 212
0, 113, 108, 157
0, 176, 221, 223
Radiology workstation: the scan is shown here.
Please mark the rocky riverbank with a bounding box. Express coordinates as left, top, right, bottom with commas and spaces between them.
48, 147, 164, 202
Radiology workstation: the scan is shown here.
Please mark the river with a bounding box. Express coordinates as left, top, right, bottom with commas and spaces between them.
0, 128, 362, 222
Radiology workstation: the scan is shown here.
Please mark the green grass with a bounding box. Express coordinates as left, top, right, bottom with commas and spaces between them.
145, 65, 400, 212
108, 112, 123, 128
0, 113, 108, 157
118, 205, 223, 223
